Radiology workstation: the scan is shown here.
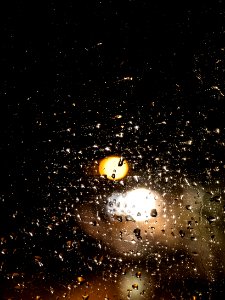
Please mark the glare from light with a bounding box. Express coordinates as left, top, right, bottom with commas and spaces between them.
99, 156, 129, 180
106, 188, 157, 221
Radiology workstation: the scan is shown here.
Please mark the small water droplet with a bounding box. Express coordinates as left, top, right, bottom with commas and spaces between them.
210, 195, 221, 202
207, 216, 216, 224
116, 215, 123, 222
150, 209, 157, 217
126, 215, 135, 222
136, 271, 142, 278
77, 276, 85, 284
179, 230, 185, 238
133, 228, 141, 237
211, 234, 215, 240
132, 283, 138, 290
186, 205, 192, 210
127, 289, 132, 298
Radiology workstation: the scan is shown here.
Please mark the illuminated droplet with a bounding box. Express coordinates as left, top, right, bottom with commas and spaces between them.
186, 205, 192, 210
132, 283, 138, 290
179, 230, 185, 238
136, 271, 142, 278
150, 209, 157, 217
77, 276, 85, 284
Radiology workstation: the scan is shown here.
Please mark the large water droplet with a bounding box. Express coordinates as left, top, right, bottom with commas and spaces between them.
150, 209, 157, 217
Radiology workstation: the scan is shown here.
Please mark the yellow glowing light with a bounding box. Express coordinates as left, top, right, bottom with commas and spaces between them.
99, 156, 129, 180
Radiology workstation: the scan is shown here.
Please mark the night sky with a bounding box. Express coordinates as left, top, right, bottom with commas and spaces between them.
3, 1, 225, 299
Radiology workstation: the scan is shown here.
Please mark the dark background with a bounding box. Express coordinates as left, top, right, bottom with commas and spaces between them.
2, 0, 225, 298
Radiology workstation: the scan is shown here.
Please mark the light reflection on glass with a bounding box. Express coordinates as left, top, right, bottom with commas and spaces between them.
106, 188, 158, 222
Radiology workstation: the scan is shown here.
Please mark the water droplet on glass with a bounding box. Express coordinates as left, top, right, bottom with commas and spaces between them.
136, 271, 142, 278
207, 216, 216, 224
150, 209, 157, 217
133, 228, 141, 237
132, 283, 139, 290
186, 205, 192, 210
116, 215, 123, 222
77, 276, 85, 284
179, 230, 185, 238
126, 215, 135, 222
210, 195, 221, 202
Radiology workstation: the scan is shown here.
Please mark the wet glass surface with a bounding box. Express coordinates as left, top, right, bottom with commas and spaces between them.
3, 1, 225, 299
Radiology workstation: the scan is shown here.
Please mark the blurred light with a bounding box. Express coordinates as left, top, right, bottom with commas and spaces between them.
99, 156, 129, 180
107, 188, 157, 221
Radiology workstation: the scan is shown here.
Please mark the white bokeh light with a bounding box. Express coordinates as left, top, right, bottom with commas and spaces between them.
106, 188, 158, 221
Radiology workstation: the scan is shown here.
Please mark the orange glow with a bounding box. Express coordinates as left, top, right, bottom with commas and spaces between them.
99, 156, 129, 180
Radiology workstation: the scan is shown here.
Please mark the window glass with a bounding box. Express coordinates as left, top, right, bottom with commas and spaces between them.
4, 1, 225, 299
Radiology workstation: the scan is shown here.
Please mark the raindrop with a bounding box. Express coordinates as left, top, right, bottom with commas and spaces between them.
127, 289, 132, 298
207, 216, 216, 224
150, 209, 157, 217
132, 283, 139, 290
179, 230, 185, 238
211, 235, 215, 241
116, 215, 123, 222
210, 195, 221, 202
77, 276, 85, 284
133, 228, 141, 237
136, 271, 142, 278
126, 215, 135, 222
186, 205, 192, 210
91, 221, 97, 226
118, 157, 125, 166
